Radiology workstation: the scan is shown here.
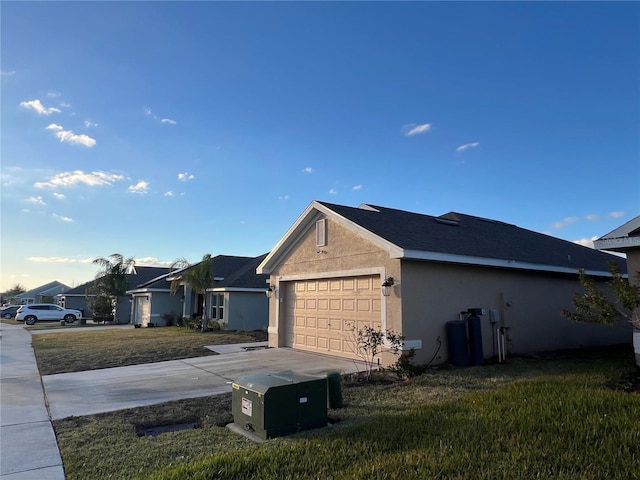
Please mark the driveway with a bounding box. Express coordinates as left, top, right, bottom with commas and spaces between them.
43, 347, 367, 420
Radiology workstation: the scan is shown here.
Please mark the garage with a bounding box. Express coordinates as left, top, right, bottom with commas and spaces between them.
283, 274, 382, 359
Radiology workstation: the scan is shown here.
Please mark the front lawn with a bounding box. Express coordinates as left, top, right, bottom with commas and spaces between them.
53, 345, 640, 480
32, 327, 267, 375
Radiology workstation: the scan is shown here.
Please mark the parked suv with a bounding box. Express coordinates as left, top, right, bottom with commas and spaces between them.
15, 304, 82, 325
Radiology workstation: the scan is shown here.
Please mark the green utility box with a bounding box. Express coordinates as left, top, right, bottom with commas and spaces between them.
231, 371, 328, 440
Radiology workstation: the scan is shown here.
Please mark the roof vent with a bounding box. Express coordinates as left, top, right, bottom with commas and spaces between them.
435, 218, 459, 226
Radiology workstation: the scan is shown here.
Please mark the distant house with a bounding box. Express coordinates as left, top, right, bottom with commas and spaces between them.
128, 254, 269, 330
57, 266, 169, 322
594, 215, 640, 366
257, 201, 630, 366
15, 281, 70, 305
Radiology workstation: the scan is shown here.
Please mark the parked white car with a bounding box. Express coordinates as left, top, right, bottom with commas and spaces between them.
15, 304, 82, 325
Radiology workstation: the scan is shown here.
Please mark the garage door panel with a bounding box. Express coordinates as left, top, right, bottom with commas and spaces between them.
284, 274, 381, 359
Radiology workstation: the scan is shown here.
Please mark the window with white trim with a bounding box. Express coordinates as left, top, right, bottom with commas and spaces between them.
210, 294, 224, 321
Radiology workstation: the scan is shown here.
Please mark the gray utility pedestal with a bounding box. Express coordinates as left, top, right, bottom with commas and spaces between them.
230, 370, 327, 441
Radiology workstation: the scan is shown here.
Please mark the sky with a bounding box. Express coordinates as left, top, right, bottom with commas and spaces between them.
1, 1, 639, 292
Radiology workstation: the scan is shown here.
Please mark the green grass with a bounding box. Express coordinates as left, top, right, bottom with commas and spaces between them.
32, 327, 266, 375
52, 345, 640, 480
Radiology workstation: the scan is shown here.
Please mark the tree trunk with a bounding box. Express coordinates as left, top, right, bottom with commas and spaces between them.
201, 293, 207, 332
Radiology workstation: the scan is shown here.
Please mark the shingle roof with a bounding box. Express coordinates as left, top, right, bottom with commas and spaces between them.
62, 266, 170, 295
317, 201, 626, 274
133, 255, 269, 291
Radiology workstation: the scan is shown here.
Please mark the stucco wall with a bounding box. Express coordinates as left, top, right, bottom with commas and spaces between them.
400, 261, 631, 364
225, 291, 268, 331
149, 292, 183, 326
268, 215, 402, 348
61, 296, 91, 318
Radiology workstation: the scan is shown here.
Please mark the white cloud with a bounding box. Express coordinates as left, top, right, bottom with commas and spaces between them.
28, 196, 46, 206
129, 180, 149, 194
46, 123, 96, 147
84, 120, 98, 128
609, 211, 624, 218
161, 118, 176, 125
47, 92, 61, 98
1, 70, 16, 76
28, 256, 75, 263
20, 99, 61, 115
456, 142, 480, 152
329, 188, 337, 195
404, 123, 431, 136
573, 237, 598, 249
585, 214, 599, 221
60, 102, 72, 109
133, 257, 173, 267
53, 192, 66, 200
302, 167, 313, 174
178, 172, 194, 181
144, 107, 152, 116
553, 217, 579, 230
35, 170, 125, 188
53, 213, 73, 223
352, 184, 362, 191
279, 195, 289, 200
164, 191, 174, 197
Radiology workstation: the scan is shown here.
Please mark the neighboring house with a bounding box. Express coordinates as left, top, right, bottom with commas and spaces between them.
594, 215, 640, 366
14, 281, 70, 305
128, 254, 269, 330
257, 201, 630, 366
57, 266, 169, 322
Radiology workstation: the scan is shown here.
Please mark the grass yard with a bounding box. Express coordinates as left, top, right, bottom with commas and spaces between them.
53, 345, 640, 480
32, 327, 267, 375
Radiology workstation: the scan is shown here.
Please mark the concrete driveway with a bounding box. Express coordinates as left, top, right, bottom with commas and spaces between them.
43, 347, 366, 420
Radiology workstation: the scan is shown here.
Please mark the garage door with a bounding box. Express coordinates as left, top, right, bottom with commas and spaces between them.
284, 275, 382, 359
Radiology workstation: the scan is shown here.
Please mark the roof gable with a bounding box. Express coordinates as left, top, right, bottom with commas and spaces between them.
258, 200, 626, 276
594, 215, 640, 252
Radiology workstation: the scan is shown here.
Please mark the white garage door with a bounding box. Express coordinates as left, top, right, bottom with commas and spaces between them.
284, 275, 382, 359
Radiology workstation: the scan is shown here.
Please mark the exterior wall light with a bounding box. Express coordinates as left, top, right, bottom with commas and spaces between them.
381, 277, 395, 297
266, 285, 277, 298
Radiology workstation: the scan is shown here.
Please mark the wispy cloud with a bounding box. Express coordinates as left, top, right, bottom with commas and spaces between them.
352, 184, 362, 191
28, 196, 46, 206
20, 99, 61, 115
553, 217, 579, 230
53, 213, 73, 223
403, 123, 431, 136
134, 257, 174, 267
128, 180, 150, 194
573, 237, 598, 248
35, 170, 125, 188
164, 191, 174, 197
144, 107, 152, 116
84, 120, 98, 128
46, 124, 96, 147
161, 118, 176, 125
60, 102, 72, 109
1, 70, 16, 77
53, 192, 66, 200
302, 167, 313, 174
178, 172, 194, 181
456, 142, 480, 152
27, 256, 94, 264
47, 92, 61, 98
609, 211, 624, 219
329, 188, 337, 195
279, 195, 289, 201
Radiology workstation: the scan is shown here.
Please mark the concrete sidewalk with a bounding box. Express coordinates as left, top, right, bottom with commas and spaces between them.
43, 347, 366, 420
0, 323, 65, 480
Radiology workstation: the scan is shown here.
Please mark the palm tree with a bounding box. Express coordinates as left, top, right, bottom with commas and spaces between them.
170, 254, 214, 332
92, 254, 135, 323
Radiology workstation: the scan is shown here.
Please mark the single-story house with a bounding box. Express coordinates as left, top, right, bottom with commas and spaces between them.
58, 266, 169, 322
128, 254, 269, 330
15, 281, 70, 305
257, 201, 630, 366
594, 214, 640, 365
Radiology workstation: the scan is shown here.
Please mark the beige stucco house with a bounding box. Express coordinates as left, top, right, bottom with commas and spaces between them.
257, 201, 630, 366
594, 215, 640, 365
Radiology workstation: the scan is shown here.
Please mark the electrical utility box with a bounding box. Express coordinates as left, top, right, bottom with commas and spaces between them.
231, 371, 328, 440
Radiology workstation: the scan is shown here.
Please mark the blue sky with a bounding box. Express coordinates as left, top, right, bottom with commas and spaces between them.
1, 1, 638, 291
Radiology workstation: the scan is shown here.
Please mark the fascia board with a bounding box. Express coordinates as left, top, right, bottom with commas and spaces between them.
594, 236, 640, 252
596, 216, 640, 241
257, 201, 401, 273
401, 249, 617, 277
207, 287, 266, 293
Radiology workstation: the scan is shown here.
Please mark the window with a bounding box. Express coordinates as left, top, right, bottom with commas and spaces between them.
210, 294, 224, 321
316, 218, 327, 247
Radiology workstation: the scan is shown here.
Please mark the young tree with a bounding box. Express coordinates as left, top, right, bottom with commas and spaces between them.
170, 254, 214, 332
562, 262, 640, 330
1, 283, 26, 304
92, 254, 135, 323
